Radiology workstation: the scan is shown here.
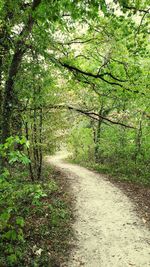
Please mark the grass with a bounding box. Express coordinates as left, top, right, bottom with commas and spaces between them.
68, 156, 150, 186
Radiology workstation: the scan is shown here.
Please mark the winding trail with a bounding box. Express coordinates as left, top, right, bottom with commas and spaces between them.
47, 152, 150, 267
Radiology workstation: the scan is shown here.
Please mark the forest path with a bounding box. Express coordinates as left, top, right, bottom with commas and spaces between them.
46, 152, 150, 267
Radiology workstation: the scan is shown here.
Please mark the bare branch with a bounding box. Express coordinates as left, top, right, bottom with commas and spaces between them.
136, 8, 150, 34
22, 104, 135, 129
123, 5, 150, 14
60, 61, 144, 95
57, 105, 135, 129
57, 37, 97, 46
61, 61, 126, 85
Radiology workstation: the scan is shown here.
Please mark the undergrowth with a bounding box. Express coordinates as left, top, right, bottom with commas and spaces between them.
68, 157, 150, 186
0, 164, 72, 267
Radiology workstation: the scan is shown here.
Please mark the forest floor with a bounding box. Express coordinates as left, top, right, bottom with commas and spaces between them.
47, 151, 150, 267
0, 163, 73, 267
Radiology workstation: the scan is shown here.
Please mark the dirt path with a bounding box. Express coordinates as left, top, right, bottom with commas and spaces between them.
47, 152, 150, 267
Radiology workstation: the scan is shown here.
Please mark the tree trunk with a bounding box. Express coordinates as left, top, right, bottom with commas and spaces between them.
33, 108, 39, 178
134, 115, 143, 163
1, 0, 41, 144
95, 117, 103, 162
95, 105, 104, 162
37, 108, 43, 180
25, 121, 34, 181
1, 48, 25, 143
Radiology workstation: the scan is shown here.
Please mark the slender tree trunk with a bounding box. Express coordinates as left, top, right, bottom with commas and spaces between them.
95, 118, 103, 162
0, 53, 3, 171
33, 107, 39, 179
0, 54, 3, 131
95, 105, 104, 162
25, 121, 34, 181
37, 108, 43, 179
134, 115, 143, 163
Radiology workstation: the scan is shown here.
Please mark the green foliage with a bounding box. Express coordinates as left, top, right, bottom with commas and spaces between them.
0, 136, 30, 167
68, 122, 95, 163
0, 137, 30, 266
0, 163, 70, 266
0, 0, 150, 264
0, 136, 70, 265
69, 118, 150, 185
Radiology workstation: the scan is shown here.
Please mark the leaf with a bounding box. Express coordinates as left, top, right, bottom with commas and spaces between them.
16, 217, 25, 227
3, 230, 17, 241
101, 0, 107, 14
18, 234, 24, 242
0, 211, 11, 224
19, 136, 27, 145
35, 248, 43, 256
7, 254, 17, 264
20, 154, 31, 165
26, 140, 30, 148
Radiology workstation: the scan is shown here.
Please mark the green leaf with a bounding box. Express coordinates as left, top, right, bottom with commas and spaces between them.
0, 211, 10, 225
19, 136, 27, 145
3, 230, 17, 241
26, 140, 30, 148
16, 217, 25, 227
7, 254, 17, 265
101, 0, 107, 14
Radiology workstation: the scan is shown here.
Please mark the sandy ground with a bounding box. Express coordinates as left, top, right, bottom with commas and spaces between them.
47, 152, 150, 267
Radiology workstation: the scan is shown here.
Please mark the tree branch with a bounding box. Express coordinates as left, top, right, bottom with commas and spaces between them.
22, 104, 135, 129
61, 61, 126, 84
60, 61, 144, 95
57, 37, 97, 45
56, 105, 135, 129
123, 5, 150, 14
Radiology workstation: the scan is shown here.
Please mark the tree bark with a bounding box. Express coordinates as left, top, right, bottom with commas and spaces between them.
134, 115, 143, 163
33, 107, 39, 178
25, 121, 34, 181
37, 108, 43, 179
1, 48, 25, 143
95, 106, 103, 162
1, 0, 42, 144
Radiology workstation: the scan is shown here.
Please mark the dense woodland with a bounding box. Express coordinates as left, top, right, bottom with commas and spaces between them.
0, 0, 150, 266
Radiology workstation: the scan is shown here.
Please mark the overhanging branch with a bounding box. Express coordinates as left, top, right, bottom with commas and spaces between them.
22, 104, 135, 129
123, 5, 150, 14
61, 62, 126, 84
64, 105, 135, 129
60, 61, 144, 95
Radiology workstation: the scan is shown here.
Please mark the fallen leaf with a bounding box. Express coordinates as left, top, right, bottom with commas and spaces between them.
35, 248, 43, 256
